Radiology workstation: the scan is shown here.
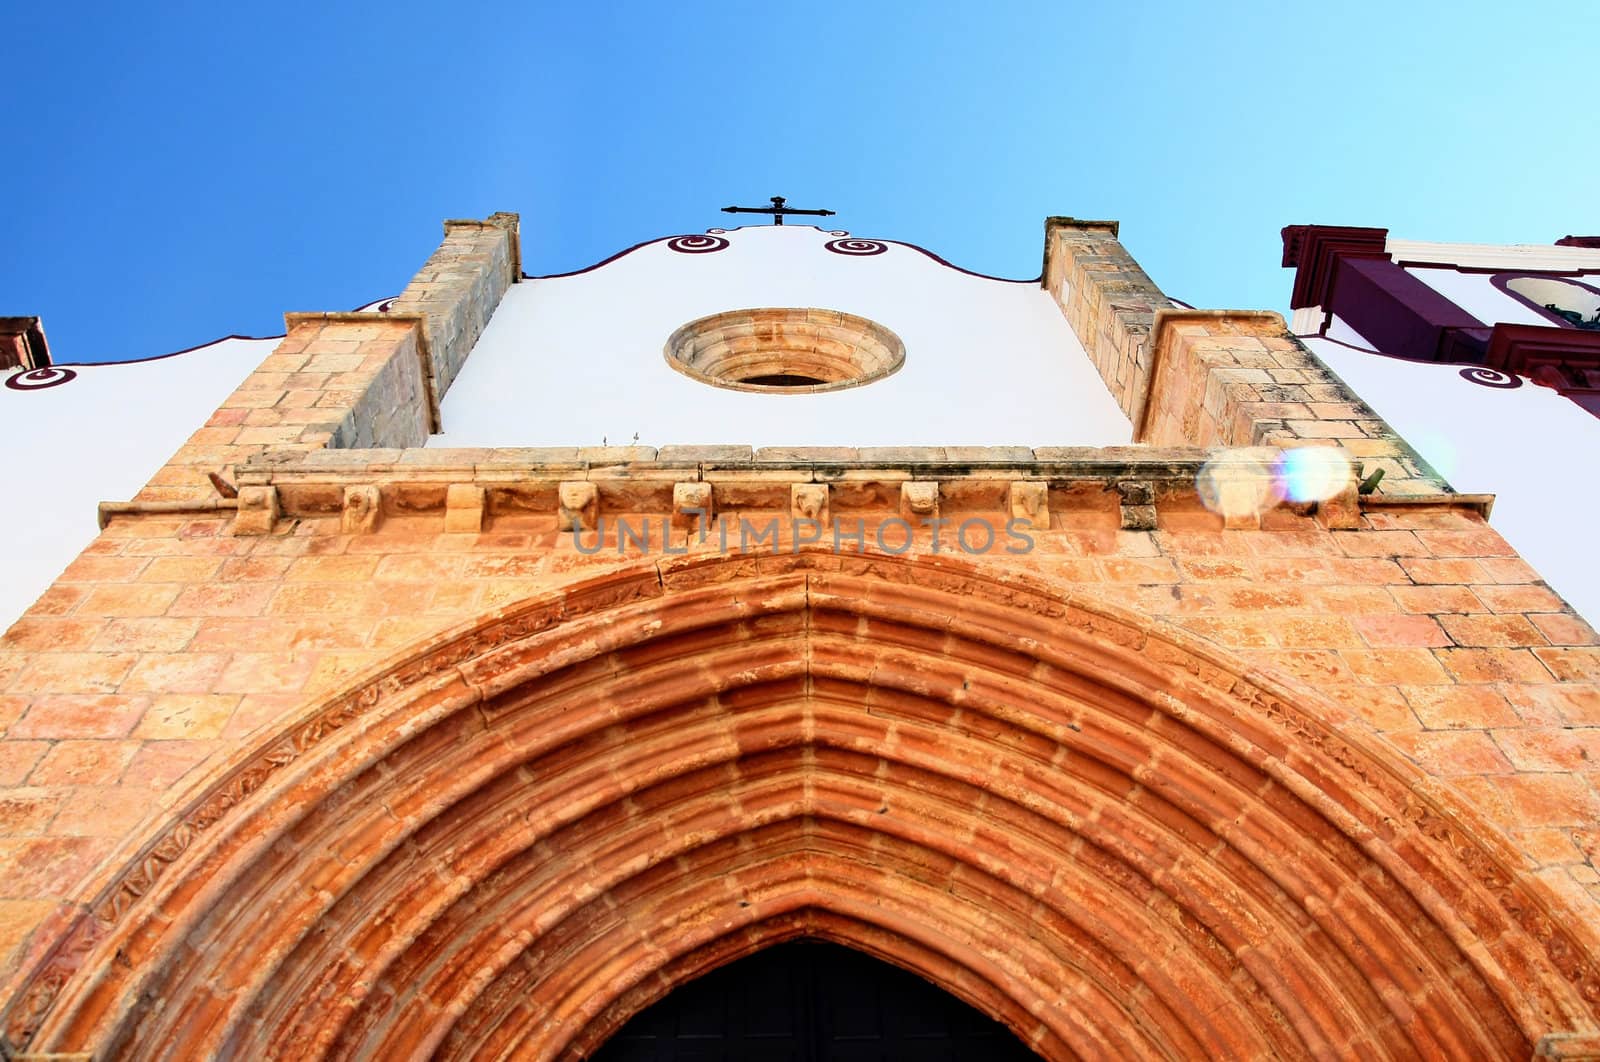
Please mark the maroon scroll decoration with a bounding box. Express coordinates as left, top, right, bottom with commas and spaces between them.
825, 238, 888, 257
5, 367, 77, 391
667, 235, 730, 254
1458, 367, 1522, 389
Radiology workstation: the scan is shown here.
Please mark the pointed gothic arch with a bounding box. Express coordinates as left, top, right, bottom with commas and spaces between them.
7, 550, 1600, 1059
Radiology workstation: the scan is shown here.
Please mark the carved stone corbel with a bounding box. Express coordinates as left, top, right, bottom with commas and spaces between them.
232, 485, 279, 536
558, 481, 599, 531
900, 482, 939, 521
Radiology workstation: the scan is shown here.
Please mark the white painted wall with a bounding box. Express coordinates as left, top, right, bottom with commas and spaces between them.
432, 226, 1133, 448
1405, 267, 1559, 328
1299, 334, 1600, 623
0, 338, 277, 629
1325, 314, 1376, 350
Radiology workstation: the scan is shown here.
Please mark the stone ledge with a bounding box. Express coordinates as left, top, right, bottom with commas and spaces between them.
234, 445, 1496, 495
239, 444, 1216, 482
282, 311, 417, 328
657, 445, 754, 463
222, 445, 1496, 529
1361, 492, 1495, 520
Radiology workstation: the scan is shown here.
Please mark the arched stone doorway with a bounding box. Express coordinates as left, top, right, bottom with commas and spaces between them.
592, 938, 1039, 1061
6, 551, 1599, 1059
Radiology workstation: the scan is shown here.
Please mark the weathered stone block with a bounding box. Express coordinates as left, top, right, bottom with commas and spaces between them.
578, 446, 656, 464
673, 482, 714, 531
791, 483, 829, 524
232, 486, 278, 536
1008, 481, 1049, 530
558, 481, 599, 531
1115, 480, 1154, 507
1120, 504, 1159, 532
900, 482, 940, 520
444, 484, 486, 534
341, 486, 382, 534
1318, 484, 1362, 530
657, 445, 754, 464
757, 447, 858, 464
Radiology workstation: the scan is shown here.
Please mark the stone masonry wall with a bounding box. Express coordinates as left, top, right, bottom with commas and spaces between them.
1043, 218, 1448, 497
3, 471, 1599, 994
388, 212, 520, 399
1040, 218, 1168, 418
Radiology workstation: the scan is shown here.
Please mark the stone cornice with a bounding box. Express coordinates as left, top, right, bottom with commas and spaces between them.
1280, 224, 1390, 310
220, 444, 1494, 529
1386, 238, 1600, 271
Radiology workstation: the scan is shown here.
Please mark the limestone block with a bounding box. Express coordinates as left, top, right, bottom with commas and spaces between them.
232, 486, 279, 536
944, 446, 1034, 463
900, 482, 940, 521
863, 447, 946, 464
444, 484, 486, 534
1008, 481, 1049, 530
1318, 483, 1362, 530
341, 485, 383, 534
657, 445, 754, 464
791, 483, 829, 525
757, 447, 857, 464
578, 446, 656, 464
558, 481, 599, 531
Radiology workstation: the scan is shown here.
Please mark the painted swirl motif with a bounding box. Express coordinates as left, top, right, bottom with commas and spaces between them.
825, 238, 888, 257
5, 367, 77, 391
1458, 367, 1522, 389
667, 235, 730, 254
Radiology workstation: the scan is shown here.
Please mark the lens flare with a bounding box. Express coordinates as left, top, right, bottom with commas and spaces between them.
1275, 447, 1354, 504
1196, 452, 1285, 520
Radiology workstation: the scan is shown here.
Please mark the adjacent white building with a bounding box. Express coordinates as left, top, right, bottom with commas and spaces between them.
1284, 225, 1600, 621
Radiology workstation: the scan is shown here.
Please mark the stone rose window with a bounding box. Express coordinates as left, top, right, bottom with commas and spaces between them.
665, 308, 905, 393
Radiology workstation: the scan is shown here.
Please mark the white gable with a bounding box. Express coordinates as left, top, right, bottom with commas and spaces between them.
431, 225, 1133, 448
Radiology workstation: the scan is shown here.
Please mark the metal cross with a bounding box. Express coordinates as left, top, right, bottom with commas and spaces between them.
721, 195, 835, 226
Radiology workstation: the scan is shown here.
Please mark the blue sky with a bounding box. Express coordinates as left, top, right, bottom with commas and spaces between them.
6, 1, 1594, 364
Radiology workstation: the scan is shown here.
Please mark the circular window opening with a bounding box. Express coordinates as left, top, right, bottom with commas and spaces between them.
665, 308, 905, 393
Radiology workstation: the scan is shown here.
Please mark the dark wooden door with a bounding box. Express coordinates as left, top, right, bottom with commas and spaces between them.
590, 939, 1041, 1061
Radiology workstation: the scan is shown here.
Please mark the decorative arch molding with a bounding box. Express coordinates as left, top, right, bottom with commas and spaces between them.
6, 550, 1600, 1059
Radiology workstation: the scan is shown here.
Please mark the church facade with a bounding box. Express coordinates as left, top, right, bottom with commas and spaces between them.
1, 212, 1598, 1059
